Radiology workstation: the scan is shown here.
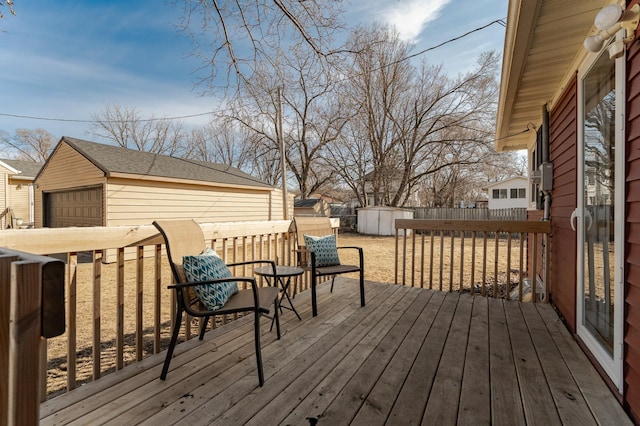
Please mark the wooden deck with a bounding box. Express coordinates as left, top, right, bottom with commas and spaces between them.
40, 279, 631, 425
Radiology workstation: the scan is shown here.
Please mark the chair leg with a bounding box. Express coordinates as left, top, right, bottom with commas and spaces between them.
311, 274, 318, 317
330, 276, 336, 293
160, 307, 183, 380
274, 297, 281, 340
254, 310, 265, 387
199, 315, 209, 340
360, 271, 365, 307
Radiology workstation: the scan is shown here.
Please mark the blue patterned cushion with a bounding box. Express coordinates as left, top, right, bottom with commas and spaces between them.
303, 234, 341, 267
183, 248, 238, 310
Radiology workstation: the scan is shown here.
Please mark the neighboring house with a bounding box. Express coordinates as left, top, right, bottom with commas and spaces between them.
497, 0, 640, 421
34, 137, 292, 228
0, 159, 42, 228
294, 198, 331, 217
484, 177, 528, 209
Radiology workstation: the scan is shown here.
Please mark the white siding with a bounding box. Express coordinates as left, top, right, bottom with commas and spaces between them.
486, 177, 529, 210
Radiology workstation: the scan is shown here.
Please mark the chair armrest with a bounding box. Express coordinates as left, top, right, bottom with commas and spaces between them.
337, 246, 362, 251
168, 276, 255, 290
337, 246, 364, 268
227, 259, 277, 276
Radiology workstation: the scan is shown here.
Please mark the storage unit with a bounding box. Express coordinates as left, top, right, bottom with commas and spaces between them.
357, 206, 413, 236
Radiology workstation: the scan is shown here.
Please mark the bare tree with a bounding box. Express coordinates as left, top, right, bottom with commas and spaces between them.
174, 0, 345, 89
333, 24, 502, 208
90, 104, 189, 156
0, 0, 15, 19
189, 116, 261, 172
226, 43, 349, 197
0, 128, 55, 162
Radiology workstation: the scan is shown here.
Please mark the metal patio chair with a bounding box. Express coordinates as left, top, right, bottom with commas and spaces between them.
291, 216, 365, 317
153, 219, 280, 386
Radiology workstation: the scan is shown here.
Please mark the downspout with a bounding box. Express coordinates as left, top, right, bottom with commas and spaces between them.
541, 104, 552, 221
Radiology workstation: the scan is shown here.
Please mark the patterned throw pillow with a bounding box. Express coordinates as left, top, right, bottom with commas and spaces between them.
183, 247, 238, 311
303, 234, 341, 267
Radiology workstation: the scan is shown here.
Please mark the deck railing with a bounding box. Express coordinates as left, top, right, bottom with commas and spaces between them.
0, 220, 307, 404
394, 219, 551, 302
1, 249, 65, 425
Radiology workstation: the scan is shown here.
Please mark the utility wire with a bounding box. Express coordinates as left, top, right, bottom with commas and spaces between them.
0, 17, 506, 126
0, 111, 215, 123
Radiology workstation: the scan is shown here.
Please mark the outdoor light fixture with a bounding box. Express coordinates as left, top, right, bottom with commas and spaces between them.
583, 3, 640, 58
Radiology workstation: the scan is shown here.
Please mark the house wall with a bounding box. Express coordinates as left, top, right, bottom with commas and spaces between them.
624, 32, 640, 422
105, 178, 289, 226
0, 167, 8, 228
34, 142, 106, 227
7, 178, 32, 224
0, 164, 35, 227
548, 74, 579, 332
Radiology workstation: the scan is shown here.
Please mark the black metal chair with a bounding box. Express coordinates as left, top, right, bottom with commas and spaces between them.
153, 219, 280, 386
291, 216, 365, 317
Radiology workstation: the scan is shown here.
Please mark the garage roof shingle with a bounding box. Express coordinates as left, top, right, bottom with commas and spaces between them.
60, 137, 272, 189
0, 159, 43, 179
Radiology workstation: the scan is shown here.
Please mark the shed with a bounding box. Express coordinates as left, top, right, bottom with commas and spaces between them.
0, 159, 42, 228
357, 206, 413, 236
34, 137, 292, 228
294, 198, 331, 217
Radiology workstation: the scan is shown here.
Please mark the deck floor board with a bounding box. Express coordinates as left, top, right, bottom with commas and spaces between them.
40, 280, 633, 425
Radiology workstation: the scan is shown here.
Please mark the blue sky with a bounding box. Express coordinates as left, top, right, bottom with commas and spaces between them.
0, 0, 507, 142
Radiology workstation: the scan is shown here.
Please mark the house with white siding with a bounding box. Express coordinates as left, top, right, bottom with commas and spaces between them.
485, 177, 529, 210
34, 137, 292, 228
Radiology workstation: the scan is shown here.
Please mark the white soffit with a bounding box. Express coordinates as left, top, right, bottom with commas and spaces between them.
496, 0, 608, 151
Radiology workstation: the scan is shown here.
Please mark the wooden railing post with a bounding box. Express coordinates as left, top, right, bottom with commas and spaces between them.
9, 261, 41, 425
0, 255, 18, 425
0, 249, 64, 426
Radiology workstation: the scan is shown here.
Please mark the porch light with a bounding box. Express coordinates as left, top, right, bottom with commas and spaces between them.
583, 4, 640, 54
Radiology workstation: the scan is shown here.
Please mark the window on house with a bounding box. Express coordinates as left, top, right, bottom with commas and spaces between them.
492, 189, 507, 199
510, 188, 526, 198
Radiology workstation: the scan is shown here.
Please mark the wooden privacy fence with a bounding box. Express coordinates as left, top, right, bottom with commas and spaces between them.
0, 249, 65, 426
0, 220, 308, 401
413, 207, 527, 221
394, 219, 551, 302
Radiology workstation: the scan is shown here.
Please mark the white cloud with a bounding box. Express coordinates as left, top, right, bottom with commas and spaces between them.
380, 0, 452, 42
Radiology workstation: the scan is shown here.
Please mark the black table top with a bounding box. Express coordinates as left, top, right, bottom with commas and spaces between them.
254, 265, 304, 277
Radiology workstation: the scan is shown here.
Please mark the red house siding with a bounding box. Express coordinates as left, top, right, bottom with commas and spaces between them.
548, 75, 578, 332
625, 30, 640, 422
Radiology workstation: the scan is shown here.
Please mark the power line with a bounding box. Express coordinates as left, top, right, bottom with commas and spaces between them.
384, 19, 506, 69
0, 111, 216, 123
0, 17, 506, 127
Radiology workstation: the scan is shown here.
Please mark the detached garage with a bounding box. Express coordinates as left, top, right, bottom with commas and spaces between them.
35, 137, 291, 228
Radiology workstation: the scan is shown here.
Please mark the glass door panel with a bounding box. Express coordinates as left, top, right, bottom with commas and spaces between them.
582, 50, 615, 355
